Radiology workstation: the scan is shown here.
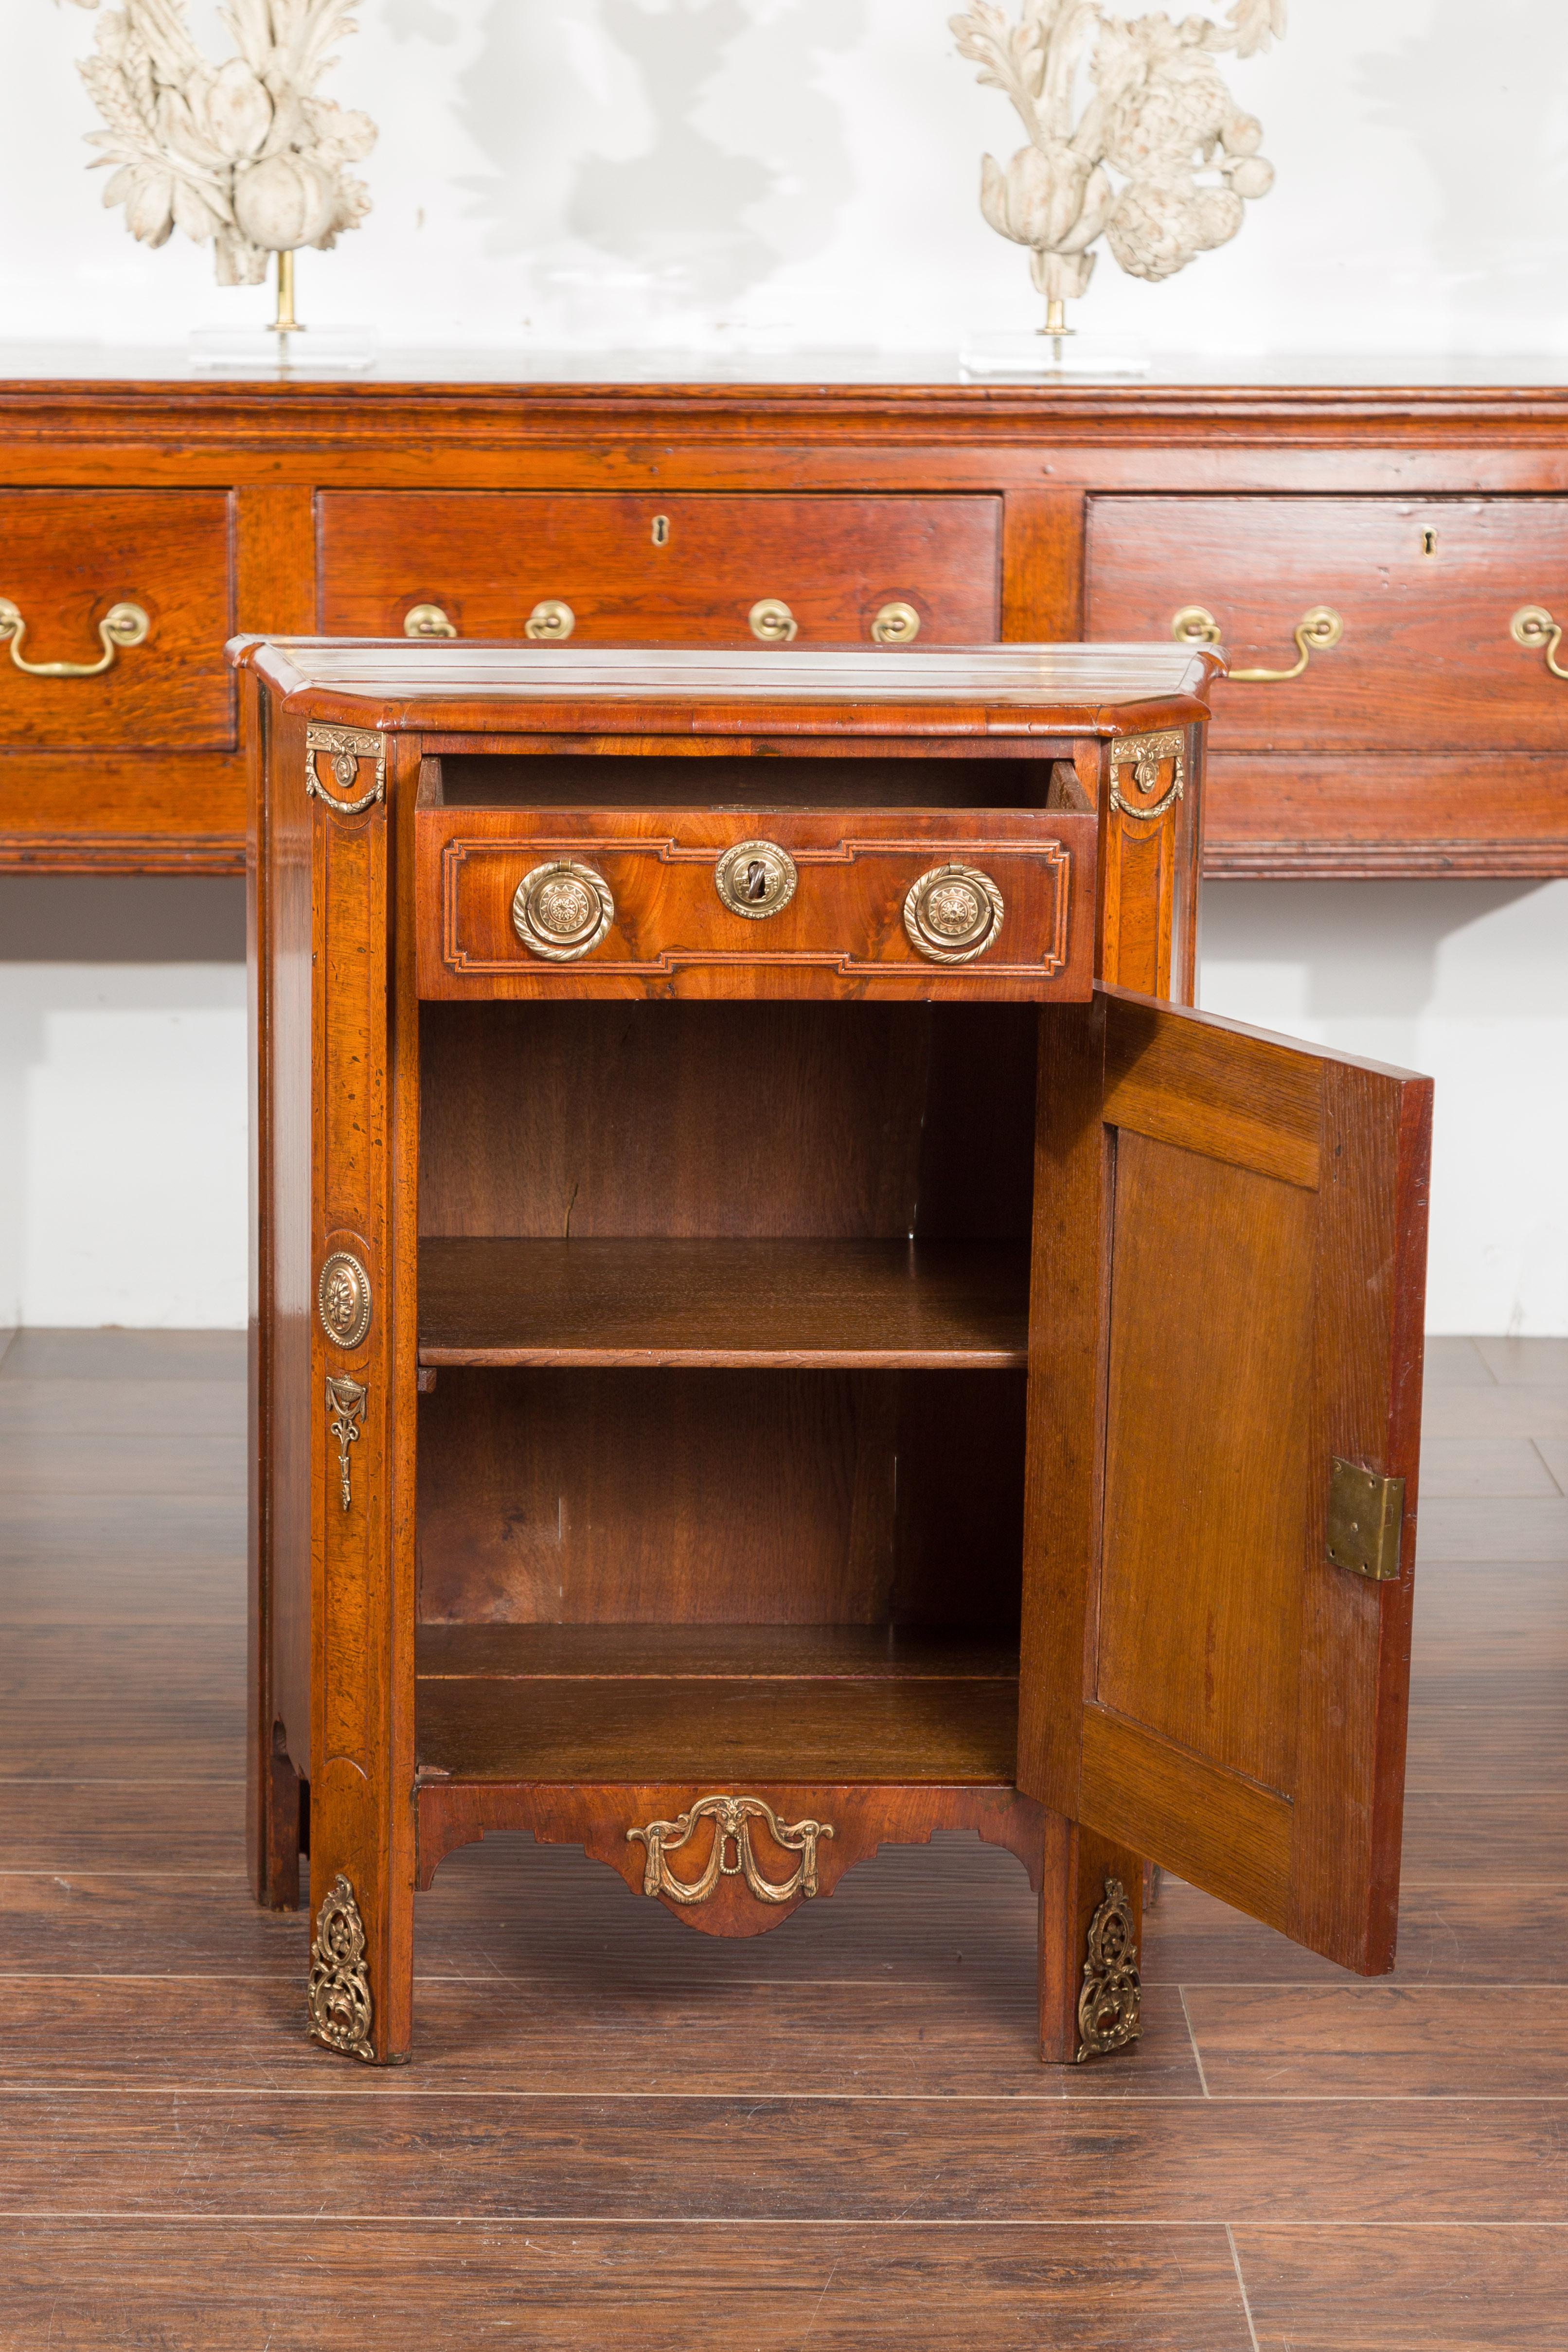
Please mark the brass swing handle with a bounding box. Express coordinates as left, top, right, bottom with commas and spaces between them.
1172, 603, 1343, 681
1511, 605, 1568, 679
0, 597, 150, 678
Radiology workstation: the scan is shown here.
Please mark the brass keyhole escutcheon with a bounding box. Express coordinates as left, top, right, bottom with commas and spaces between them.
512, 860, 615, 960
651, 514, 671, 547
714, 839, 799, 920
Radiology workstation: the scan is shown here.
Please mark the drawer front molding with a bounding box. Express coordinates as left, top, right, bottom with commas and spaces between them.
430, 824, 1083, 996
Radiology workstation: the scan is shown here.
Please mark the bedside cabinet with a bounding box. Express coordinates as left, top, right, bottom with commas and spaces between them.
235, 637, 1431, 2069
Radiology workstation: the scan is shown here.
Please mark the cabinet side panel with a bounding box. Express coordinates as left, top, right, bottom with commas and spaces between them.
251, 696, 315, 1907
1016, 1001, 1110, 1810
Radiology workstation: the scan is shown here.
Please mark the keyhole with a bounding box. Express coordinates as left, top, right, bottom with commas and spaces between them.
745, 859, 769, 901
651, 514, 671, 547
1422, 529, 1438, 557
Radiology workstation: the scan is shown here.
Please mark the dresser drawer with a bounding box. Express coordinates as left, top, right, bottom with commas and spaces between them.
415, 806, 1094, 1002
321, 493, 1001, 647
0, 491, 234, 751
1087, 495, 1568, 754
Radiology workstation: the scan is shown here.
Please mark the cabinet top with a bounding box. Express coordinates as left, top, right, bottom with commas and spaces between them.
7, 347, 1568, 394
231, 638, 1220, 735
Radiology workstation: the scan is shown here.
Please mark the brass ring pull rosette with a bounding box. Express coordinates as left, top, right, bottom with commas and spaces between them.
0, 597, 150, 678
903, 863, 1005, 964
749, 598, 798, 643
403, 603, 458, 639
714, 838, 798, 919
1172, 602, 1343, 682
1511, 604, 1568, 680
318, 1251, 373, 1349
511, 860, 615, 961
871, 600, 921, 644
525, 599, 575, 641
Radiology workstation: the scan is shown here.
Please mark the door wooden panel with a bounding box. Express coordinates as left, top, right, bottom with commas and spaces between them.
1018, 987, 1432, 1974
0, 491, 234, 750
1087, 495, 1568, 753
318, 493, 1002, 646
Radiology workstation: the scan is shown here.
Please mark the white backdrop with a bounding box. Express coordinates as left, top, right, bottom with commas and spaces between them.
0, 0, 1565, 1332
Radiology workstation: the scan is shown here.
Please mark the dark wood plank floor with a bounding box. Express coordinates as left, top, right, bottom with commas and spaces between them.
0, 1326, 1564, 2348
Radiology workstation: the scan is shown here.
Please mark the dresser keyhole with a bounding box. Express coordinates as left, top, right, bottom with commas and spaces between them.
745, 860, 769, 901
651, 514, 671, 547
1422, 529, 1438, 557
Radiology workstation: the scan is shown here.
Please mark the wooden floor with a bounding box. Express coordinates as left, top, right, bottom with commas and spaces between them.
0, 1327, 1565, 2348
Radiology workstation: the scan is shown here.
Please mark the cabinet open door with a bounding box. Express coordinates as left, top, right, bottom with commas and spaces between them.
1018, 986, 1433, 1975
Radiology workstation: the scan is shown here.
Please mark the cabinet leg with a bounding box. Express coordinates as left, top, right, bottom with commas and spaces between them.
253, 1727, 304, 1911
306, 1829, 414, 2067
1037, 1812, 1145, 2066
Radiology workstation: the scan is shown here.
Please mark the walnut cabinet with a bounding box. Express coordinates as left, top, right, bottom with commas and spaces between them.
238, 636, 1432, 2067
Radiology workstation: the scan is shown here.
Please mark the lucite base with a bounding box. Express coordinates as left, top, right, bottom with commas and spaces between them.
190, 324, 377, 374
959, 329, 1151, 382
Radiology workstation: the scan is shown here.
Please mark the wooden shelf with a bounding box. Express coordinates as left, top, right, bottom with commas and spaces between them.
418, 1237, 1029, 1370
417, 1623, 1020, 1680
415, 1622, 1019, 1785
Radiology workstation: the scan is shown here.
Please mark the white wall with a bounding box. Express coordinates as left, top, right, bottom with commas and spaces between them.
0, 883, 247, 1329
5, 0, 1568, 357
0, 0, 1564, 1330
1201, 881, 1568, 1338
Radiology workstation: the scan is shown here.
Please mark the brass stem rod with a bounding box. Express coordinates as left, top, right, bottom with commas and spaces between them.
271, 249, 301, 336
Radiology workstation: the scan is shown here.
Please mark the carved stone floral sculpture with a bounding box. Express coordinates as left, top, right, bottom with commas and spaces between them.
951, 0, 1284, 329
67, 0, 375, 290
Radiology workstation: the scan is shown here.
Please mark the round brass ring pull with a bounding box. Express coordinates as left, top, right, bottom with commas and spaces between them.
404, 603, 458, 639
525, 599, 575, 642
749, 598, 798, 643
1172, 602, 1343, 682
871, 600, 921, 645
714, 839, 798, 919
512, 860, 615, 961
1511, 604, 1568, 680
0, 598, 150, 678
904, 863, 1005, 964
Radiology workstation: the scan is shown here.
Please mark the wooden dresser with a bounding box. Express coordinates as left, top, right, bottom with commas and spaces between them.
238, 634, 1431, 2068
7, 359, 1568, 881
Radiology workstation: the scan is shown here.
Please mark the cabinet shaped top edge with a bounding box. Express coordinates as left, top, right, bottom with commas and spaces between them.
231, 635, 1220, 735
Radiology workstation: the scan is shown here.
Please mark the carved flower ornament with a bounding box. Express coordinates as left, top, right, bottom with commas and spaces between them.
64, 0, 375, 285
952, 0, 1283, 312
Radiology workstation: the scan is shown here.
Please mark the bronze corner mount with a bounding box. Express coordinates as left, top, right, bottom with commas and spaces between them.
1075, 1875, 1142, 2062
308, 1872, 375, 2062
305, 724, 388, 817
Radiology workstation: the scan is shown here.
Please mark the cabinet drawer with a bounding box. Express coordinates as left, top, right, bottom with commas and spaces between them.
1087, 495, 1568, 754
416, 807, 1094, 1002
321, 493, 1000, 647
0, 491, 234, 751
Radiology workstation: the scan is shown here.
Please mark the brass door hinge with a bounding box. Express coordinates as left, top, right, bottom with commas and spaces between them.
1326, 1457, 1406, 1583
